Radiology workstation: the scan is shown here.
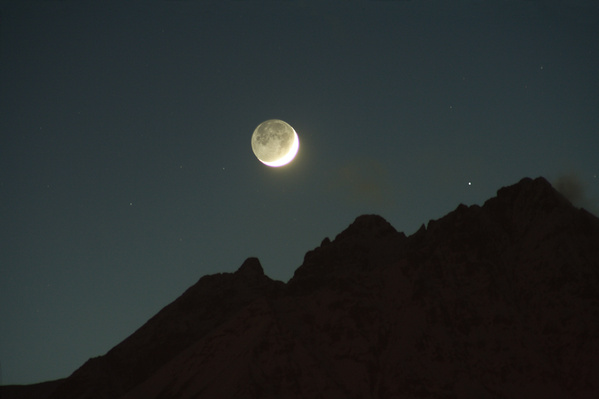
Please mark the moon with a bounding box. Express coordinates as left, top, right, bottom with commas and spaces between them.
251, 119, 299, 167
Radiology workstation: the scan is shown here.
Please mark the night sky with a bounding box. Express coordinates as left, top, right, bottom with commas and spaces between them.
1, 0, 598, 386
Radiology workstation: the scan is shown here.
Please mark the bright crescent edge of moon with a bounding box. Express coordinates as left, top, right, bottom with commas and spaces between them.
261, 131, 300, 167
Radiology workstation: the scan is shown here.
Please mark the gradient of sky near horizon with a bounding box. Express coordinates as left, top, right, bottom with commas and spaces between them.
1, 0, 598, 386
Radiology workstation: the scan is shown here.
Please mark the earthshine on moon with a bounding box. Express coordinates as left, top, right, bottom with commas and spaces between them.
251, 119, 299, 167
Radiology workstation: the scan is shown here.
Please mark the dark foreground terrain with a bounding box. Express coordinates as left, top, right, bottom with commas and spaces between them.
3, 177, 599, 398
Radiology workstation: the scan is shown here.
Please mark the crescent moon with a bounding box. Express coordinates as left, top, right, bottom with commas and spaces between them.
262, 131, 299, 167
251, 120, 300, 167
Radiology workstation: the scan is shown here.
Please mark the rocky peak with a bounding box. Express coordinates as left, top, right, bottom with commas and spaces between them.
479, 176, 597, 247
484, 177, 569, 223
412, 177, 596, 257
288, 214, 405, 289
333, 214, 398, 242
235, 257, 264, 277
419, 177, 574, 237
494, 176, 563, 205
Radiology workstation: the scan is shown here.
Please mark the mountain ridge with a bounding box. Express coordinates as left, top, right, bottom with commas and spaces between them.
3, 176, 599, 398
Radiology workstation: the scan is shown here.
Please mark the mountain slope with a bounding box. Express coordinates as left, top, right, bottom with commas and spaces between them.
47, 258, 284, 399
3, 177, 599, 398
119, 177, 599, 399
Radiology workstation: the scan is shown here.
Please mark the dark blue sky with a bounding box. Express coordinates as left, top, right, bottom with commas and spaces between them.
1, 0, 598, 385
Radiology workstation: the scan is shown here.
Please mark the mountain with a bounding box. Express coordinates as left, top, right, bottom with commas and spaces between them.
3, 177, 599, 398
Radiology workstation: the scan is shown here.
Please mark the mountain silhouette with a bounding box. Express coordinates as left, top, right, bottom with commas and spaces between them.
3, 177, 598, 398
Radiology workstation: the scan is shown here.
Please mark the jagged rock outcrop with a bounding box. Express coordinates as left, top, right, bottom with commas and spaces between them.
3, 177, 599, 399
